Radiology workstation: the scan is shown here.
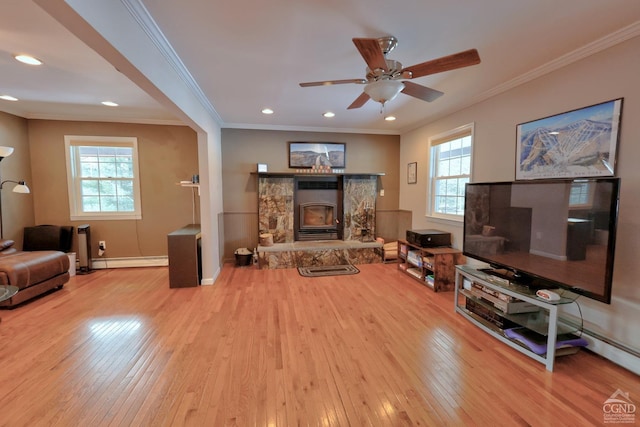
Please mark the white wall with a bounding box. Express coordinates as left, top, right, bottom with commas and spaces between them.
400, 36, 640, 359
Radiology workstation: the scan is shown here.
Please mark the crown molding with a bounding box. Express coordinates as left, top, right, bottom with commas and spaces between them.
23, 112, 187, 126
222, 122, 401, 136
109, 5, 640, 135
121, 0, 223, 125
476, 20, 640, 103
401, 20, 640, 134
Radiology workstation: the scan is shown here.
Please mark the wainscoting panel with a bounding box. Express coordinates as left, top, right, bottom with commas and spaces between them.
223, 212, 259, 261
375, 209, 413, 241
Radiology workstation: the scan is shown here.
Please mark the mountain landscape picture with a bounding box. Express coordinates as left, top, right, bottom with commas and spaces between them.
289, 143, 345, 168
516, 99, 622, 179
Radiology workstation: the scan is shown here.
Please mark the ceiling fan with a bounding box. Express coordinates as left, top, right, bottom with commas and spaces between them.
299, 36, 481, 109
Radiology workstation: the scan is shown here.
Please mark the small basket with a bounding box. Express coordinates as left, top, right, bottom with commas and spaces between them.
234, 248, 253, 266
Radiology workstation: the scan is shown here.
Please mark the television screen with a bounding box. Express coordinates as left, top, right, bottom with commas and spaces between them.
463, 178, 620, 303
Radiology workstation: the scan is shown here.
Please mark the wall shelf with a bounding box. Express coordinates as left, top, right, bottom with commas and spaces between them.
178, 181, 200, 195
251, 172, 384, 177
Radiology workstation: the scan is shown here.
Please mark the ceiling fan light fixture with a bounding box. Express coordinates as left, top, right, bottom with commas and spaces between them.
363, 80, 404, 105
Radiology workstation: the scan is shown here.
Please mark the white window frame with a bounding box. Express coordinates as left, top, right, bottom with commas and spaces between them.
427, 123, 474, 222
569, 181, 595, 208
64, 135, 142, 221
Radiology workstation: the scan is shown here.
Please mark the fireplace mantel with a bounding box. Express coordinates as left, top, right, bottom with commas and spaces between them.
252, 172, 384, 177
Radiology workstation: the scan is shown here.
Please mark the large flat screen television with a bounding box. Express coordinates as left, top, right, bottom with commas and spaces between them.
463, 177, 620, 304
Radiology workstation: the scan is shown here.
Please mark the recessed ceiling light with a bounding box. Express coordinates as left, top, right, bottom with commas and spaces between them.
0, 95, 19, 102
323, 111, 335, 118
14, 54, 42, 66
101, 101, 119, 107
384, 115, 396, 121
261, 108, 274, 115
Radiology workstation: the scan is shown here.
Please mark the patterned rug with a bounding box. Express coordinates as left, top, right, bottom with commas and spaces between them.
298, 264, 360, 277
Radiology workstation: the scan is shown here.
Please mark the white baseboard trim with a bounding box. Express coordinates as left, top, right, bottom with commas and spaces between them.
89, 256, 168, 269
201, 265, 221, 286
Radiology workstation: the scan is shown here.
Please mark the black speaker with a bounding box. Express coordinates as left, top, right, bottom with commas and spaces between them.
77, 224, 92, 273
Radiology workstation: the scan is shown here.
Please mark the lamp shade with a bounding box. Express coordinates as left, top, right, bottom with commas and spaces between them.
0, 146, 14, 159
363, 80, 405, 105
0, 180, 30, 193
12, 181, 30, 193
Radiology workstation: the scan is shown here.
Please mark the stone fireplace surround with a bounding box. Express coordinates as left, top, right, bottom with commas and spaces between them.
256, 172, 383, 269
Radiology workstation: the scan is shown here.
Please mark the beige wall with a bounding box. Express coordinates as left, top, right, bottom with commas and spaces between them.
0, 112, 35, 247
27, 120, 198, 258
221, 129, 400, 212
220, 129, 401, 257
400, 36, 640, 353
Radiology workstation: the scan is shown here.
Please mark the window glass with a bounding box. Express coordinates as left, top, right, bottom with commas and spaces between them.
65, 136, 141, 220
428, 124, 474, 219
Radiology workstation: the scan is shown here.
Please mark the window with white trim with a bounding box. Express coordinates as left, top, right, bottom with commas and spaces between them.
428, 123, 474, 220
569, 181, 594, 208
65, 136, 142, 220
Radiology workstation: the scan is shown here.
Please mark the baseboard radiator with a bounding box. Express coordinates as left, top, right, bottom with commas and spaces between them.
563, 317, 640, 375
90, 256, 168, 269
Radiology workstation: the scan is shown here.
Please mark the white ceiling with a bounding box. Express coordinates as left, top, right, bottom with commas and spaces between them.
1, 1, 640, 134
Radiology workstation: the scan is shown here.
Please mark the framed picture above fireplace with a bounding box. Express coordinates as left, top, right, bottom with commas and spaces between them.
289, 142, 346, 168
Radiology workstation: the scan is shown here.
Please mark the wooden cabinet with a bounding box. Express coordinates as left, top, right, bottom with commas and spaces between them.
397, 239, 464, 292
168, 224, 202, 288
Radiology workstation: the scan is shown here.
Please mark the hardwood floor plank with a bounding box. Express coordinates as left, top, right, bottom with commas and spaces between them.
0, 264, 637, 426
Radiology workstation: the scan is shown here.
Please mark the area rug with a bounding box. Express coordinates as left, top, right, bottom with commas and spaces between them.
298, 264, 360, 277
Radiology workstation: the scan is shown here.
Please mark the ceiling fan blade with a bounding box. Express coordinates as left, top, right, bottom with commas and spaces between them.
402, 49, 480, 79
347, 92, 370, 109
401, 81, 444, 102
352, 38, 388, 72
299, 78, 366, 87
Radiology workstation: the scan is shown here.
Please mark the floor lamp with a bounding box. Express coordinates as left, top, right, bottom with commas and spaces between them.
0, 145, 31, 239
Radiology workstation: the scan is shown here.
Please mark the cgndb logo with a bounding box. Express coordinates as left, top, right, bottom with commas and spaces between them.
603, 389, 636, 424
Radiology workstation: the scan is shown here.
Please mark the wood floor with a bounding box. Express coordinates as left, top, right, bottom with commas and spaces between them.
0, 263, 637, 426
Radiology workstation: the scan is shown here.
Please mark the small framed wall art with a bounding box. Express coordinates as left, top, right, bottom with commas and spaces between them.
407, 162, 417, 184
515, 98, 623, 180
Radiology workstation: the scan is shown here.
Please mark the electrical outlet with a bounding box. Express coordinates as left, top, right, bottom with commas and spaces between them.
99, 240, 106, 250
